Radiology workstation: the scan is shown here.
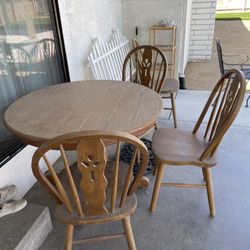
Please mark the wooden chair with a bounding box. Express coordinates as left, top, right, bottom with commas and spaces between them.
150, 69, 246, 217
161, 79, 179, 128
32, 130, 148, 250
122, 45, 167, 94
123, 44, 178, 127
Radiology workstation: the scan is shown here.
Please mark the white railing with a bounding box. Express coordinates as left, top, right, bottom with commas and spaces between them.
88, 30, 131, 81
217, 0, 250, 11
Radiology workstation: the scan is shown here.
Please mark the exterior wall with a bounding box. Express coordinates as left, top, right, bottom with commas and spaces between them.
58, 0, 122, 81
121, 0, 186, 78
189, 0, 216, 61
0, 146, 60, 199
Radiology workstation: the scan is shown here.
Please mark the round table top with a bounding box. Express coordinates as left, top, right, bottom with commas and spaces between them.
4, 80, 163, 146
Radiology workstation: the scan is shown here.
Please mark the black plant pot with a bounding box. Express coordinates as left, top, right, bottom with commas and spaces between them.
179, 75, 186, 89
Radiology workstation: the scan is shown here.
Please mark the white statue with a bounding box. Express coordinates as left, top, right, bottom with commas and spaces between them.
0, 185, 27, 218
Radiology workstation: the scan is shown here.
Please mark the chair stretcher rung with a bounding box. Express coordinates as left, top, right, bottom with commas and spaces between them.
73, 233, 125, 244
161, 182, 206, 188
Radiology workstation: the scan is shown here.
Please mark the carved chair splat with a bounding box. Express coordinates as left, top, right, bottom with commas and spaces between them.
122, 45, 167, 94
32, 131, 149, 250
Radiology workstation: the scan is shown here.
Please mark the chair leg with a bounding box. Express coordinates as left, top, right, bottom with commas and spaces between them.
153, 159, 160, 176
150, 163, 165, 212
64, 225, 74, 250
167, 110, 172, 120
122, 216, 137, 250
204, 168, 216, 217
202, 168, 206, 181
246, 94, 250, 107
170, 93, 177, 128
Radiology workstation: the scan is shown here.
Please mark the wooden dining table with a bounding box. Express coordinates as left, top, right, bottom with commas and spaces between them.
4, 80, 163, 186
4, 80, 163, 145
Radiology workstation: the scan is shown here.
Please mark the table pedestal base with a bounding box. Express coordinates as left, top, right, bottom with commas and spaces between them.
138, 176, 150, 189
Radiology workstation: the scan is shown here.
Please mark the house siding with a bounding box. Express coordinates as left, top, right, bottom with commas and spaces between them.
189, 0, 216, 61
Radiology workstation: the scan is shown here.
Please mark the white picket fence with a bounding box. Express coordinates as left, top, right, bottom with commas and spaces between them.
88, 30, 131, 81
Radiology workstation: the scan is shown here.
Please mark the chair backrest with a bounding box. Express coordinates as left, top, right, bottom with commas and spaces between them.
32, 131, 148, 217
215, 38, 225, 75
122, 45, 167, 94
29, 38, 56, 64
193, 69, 246, 161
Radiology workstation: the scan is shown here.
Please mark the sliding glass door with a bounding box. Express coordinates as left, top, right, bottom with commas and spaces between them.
0, 0, 69, 166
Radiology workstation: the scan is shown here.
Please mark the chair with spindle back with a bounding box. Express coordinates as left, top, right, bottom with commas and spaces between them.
32, 131, 149, 250
150, 69, 246, 217
123, 44, 178, 128
122, 45, 167, 95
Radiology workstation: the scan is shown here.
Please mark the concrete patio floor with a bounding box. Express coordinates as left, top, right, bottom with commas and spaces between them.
25, 90, 250, 250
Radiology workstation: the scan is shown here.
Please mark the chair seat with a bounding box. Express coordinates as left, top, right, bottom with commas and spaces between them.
55, 161, 137, 225
161, 78, 179, 95
55, 195, 136, 226
152, 128, 217, 167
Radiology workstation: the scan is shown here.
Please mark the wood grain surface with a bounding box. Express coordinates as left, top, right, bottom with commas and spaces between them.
4, 80, 163, 146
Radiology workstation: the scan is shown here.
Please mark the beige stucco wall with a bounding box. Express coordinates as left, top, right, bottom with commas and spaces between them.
58, 0, 192, 79
121, 0, 186, 78
58, 0, 123, 81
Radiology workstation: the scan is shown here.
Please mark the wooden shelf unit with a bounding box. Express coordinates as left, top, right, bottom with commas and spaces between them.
149, 25, 177, 78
